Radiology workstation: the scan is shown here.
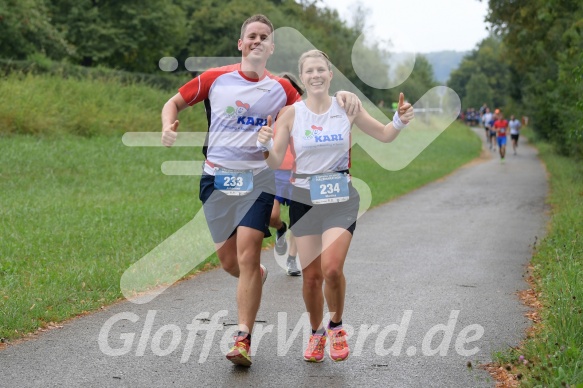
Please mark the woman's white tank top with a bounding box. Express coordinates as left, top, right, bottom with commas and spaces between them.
290, 98, 352, 189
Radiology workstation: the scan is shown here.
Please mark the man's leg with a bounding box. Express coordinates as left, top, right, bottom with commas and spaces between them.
271, 199, 289, 257
215, 234, 239, 277
286, 231, 301, 276
235, 226, 266, 334
269, 199, 284, 230
225, 226, 266, 366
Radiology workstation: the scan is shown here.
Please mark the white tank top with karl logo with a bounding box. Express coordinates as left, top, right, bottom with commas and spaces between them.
290, 98, 352, 189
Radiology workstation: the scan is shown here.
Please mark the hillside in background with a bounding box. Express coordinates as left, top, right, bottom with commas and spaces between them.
389, 50, 468, 84
423, 51, 469, 83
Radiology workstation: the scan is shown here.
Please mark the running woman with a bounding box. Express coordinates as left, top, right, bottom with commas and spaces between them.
161, 15, 361, 367
257, 50, 414, 362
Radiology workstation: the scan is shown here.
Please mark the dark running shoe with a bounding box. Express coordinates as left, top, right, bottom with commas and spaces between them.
274, 222, 288, 256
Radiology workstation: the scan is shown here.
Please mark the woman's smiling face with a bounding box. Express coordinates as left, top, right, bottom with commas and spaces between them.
300, 57, 333, 95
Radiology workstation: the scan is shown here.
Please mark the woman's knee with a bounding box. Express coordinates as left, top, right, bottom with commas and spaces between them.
302, 272, 323, 290
322, 266, 344, 284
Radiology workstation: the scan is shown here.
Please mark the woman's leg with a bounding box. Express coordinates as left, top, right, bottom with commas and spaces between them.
320, 228, 353, 324
296, 234, 324, 330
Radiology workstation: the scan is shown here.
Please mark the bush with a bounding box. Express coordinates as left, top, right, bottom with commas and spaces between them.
0, 56, 190, 91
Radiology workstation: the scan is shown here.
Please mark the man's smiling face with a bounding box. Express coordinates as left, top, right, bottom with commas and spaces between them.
238, 21, 274, 64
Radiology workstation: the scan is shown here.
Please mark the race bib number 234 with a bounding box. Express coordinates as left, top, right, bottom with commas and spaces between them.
309, 172, 349, 204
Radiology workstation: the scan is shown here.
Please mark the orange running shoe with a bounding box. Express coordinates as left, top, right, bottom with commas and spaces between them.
303, 333, 326, 362
226, 335, 252, 367
327, 327, 349, 361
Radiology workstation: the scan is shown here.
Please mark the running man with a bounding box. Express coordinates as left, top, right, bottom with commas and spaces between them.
493, 112, 509, 162
257, 50, 414, 363
508, 114, 522, 155
160, 14, 361, 367
490, 109, 500, 151
482, 107, 493, 147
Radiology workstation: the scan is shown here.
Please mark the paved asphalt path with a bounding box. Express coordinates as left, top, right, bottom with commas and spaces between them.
1, 129, 548, 387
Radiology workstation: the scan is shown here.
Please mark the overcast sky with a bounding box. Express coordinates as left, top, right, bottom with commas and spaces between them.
318, 0, 491, 53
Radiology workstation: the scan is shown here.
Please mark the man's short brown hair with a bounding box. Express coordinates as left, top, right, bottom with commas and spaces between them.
240, 14, 274, 39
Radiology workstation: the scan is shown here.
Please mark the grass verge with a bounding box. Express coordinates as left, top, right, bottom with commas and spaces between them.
490, 128, 583, 386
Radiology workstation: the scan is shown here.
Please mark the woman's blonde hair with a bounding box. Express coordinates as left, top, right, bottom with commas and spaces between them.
298, 50, 332, 74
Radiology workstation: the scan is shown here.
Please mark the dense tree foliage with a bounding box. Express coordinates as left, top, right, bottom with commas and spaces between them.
398, 55, 438, 104
0, 0, 71, 59
447, 36, 510, 110
0, 0, 439, 106
488, 0, 583, 157
46, 0, 189, 72
463, 72, 493, 110
449, 0, 582, 158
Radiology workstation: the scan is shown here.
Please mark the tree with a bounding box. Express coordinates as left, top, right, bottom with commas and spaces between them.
447, 36, 510, 109
572, 52, 583, 156
487, 0, 583, 157
398, 55, 437, 104
0, 0, 70, 60
463, 72, 493, 110
1, 0, 396, 108
472, 37, 510, 108
47, 0, 188, 72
